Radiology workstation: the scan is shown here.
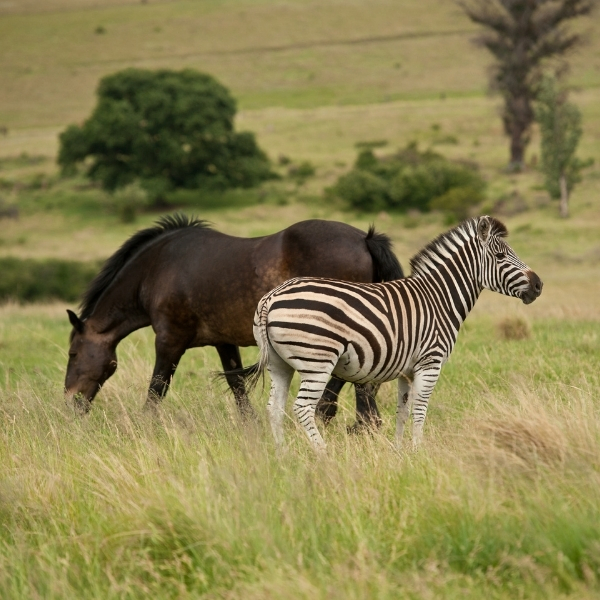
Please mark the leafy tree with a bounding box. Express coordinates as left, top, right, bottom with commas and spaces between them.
58, 68, 273, 204
460, 0, 596, 170
534, 76, 592, 217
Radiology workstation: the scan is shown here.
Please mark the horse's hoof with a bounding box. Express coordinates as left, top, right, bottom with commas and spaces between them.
316, 414, 335, 426
143, 400, 161, 416
346, 417, 382, 435
238, 404, 258, 423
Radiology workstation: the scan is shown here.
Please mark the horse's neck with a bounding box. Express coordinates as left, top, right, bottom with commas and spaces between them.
87, 286, 150, 343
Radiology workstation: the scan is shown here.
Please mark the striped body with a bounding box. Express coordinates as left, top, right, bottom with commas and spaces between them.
265, 278, 450, 385
253, 216, 543, 450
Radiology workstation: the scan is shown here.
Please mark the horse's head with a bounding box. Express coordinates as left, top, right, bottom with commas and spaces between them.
476, 216, 543, 305
65, 309, 117, 411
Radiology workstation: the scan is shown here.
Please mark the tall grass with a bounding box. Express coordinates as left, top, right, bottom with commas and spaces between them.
1, 341, 599, 598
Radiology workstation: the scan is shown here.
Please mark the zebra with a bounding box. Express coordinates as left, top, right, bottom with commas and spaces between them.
245, 216, 543, 451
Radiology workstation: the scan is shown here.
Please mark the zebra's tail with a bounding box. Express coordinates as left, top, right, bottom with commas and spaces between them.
365, 225, 404, 282
250, 292, 271, 390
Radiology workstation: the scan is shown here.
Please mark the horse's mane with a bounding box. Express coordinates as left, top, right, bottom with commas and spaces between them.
79, 214, 211, 321
409, 216, 508, 276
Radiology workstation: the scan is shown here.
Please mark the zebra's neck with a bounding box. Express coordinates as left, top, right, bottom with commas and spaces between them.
408, 228, 483, 331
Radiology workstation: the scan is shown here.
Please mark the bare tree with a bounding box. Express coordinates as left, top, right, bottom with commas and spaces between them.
460, 0, 596, 170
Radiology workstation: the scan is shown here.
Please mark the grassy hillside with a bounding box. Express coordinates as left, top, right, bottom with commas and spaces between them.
1, 0, 600, 597
1, 0, 600, 146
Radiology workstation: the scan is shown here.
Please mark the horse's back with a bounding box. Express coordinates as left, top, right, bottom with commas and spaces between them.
140, 220, 377, 347
276, 220, 374, 282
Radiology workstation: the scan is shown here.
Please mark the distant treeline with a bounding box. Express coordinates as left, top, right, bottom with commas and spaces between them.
0, 257, 100, 303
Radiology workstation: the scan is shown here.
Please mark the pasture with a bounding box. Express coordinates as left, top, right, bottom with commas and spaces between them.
1, 0, 600, 597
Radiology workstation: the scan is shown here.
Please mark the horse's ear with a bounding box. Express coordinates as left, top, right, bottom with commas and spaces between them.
67, 309, 84, 333
477, 217, 491, 244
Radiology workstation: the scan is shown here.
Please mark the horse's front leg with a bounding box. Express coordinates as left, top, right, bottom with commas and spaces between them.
145, 332, 188, 411
216, 343, 256, 419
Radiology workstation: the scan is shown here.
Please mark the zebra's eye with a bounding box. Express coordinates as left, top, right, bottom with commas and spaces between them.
495, 252, 505, 260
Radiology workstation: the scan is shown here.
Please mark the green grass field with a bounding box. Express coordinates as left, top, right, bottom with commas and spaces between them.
1, 0, 600, 597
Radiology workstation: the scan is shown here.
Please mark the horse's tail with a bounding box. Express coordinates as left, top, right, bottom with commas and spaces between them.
365, 225, 404, 282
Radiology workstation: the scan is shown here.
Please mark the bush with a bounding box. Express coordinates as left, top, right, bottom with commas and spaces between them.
0, 258, 100, 303
429, 186, 486, 222
58, 68, 274, 205
331, 169, 389, 211
112, 183, 149, 223
329, 143, 486, 214
288, 161, 316, 183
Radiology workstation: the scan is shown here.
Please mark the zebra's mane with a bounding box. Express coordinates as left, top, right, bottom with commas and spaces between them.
78, 213, 211, 322
409, 216, 508, 276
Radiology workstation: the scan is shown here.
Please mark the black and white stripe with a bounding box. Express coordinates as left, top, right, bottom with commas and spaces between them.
252, 216, 543, 450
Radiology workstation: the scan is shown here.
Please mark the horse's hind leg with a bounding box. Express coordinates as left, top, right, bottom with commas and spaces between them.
216, 344, 256, 419
315, 376, 345, 424
348, 383, 382, 433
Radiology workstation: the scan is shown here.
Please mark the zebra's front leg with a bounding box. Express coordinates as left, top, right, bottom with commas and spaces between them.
266, 349, 295, 449
294, 372, 331, 452
395, 376, 411, 447
410, 365, 442, 449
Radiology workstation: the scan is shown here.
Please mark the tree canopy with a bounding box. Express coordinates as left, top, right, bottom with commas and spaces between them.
58, 68, 273, 202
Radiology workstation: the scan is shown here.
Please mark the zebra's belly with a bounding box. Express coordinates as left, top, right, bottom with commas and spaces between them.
331, 343, 411, 384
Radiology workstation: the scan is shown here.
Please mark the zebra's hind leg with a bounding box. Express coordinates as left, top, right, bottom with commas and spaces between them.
395, 376, 411, 447
266, 348, 295, 449
294, 372, 332, 451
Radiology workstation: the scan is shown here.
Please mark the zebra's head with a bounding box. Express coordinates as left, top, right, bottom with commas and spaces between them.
476, 216, 542, 304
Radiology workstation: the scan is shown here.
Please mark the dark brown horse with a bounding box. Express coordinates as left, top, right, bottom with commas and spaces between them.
65, 214, 403, 426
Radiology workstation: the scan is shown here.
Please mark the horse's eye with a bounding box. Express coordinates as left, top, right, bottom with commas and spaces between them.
495, 252, 505, 260
68, 352, 77, 358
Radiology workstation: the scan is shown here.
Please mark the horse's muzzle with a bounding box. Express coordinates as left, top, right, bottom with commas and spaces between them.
521, 270, 543, 305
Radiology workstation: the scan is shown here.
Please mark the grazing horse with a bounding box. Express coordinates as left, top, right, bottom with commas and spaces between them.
65, 214, 403, 426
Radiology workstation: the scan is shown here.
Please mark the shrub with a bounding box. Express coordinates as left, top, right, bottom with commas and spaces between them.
429, 186, 486, 222
288, 161, 316, 183
329, 143, 486, 214
331, 169, 389, 211
112, 183, 149, 223
0, 258, 100, 303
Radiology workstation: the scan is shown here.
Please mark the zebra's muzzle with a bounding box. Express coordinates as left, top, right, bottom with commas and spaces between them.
521, 270, 543, 304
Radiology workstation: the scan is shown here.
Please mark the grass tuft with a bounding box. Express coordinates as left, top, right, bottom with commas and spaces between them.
496, 316, 532, 341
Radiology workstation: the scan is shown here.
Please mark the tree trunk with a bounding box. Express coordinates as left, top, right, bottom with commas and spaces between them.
559, 173, 569, 218
509, 128, 526, 170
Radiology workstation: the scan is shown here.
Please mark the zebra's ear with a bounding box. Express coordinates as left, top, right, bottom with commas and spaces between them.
477, 217, 491, 244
